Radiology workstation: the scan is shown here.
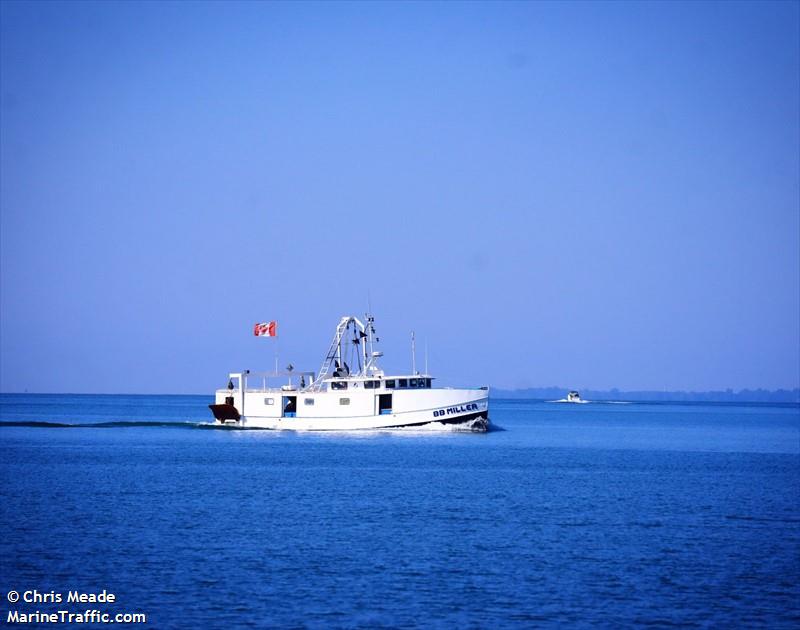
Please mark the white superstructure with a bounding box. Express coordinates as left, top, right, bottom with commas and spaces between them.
210, 315, 490, 431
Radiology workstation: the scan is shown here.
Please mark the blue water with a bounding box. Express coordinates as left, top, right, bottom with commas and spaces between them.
1, 395, 798, 627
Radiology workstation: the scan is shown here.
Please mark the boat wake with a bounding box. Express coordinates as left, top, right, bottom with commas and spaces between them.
546, 400, 634, 405
0, 420, 212, 429
1, 417, 495, 433
388, 417, 491, 433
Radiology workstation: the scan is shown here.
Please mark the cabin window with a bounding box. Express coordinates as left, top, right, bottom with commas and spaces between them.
265, 398, 274, 405
409, 378, 418, 388
378, 393, 392, 415
282, 396, 297, 417
386, 379, 396, 389
304, 398, 314, 406
331, 381, 348, 390
339, 398, 350, 405
398, 379, 407, 388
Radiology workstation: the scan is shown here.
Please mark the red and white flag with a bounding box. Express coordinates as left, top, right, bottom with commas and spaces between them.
253, 321, 277, 337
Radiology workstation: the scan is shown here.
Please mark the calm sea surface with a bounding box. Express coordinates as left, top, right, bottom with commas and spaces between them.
1, 394, 798, 627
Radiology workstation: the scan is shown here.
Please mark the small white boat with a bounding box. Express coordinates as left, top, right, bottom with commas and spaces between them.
209, 314, 490, 431
567, 391, 582, 403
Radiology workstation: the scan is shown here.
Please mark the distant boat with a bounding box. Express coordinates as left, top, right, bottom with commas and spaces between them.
209, 314, 490, 431
548, 391, 589, 404
567, 391, 582, 403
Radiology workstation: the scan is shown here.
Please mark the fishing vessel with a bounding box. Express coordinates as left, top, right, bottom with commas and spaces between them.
209, 315, 490, 431
567, 391, 582, 403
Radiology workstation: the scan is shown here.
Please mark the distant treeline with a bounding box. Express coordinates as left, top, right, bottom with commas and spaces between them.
492, 387, 800, 403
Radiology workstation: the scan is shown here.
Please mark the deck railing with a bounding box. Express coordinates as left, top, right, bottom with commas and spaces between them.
220, 370, 316, 393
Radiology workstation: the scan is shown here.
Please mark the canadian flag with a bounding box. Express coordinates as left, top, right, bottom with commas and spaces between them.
253, 321, 277, 337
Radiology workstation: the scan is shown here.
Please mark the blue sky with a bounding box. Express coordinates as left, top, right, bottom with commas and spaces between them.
1, 1, 798, 394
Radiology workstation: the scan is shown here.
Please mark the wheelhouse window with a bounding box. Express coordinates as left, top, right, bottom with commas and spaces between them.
304, 398, 314, 406
331, 381, 348, 390
426, 378, 432, 388
409, 378, 418, 388
339, 398, 350, 405
386, 379, 396, 389
364, 380, 379, 389
398, 379, 407, 388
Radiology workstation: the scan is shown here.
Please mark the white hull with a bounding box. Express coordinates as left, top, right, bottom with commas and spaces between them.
220, 389, 489, 431
227, 396, 489, 431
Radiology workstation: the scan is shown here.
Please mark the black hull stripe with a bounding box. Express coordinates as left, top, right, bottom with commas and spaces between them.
383, 410, 489, 429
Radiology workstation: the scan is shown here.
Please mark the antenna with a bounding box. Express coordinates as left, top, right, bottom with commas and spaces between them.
424, 338, 428, 375
366, 291, 375, 360
411, 331, 416, 375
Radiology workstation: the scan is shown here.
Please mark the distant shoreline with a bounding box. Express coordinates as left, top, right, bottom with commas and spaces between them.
492, 387, 800, 404
1, 388, 798, 404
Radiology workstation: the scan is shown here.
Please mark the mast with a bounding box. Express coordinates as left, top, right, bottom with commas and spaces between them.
367, 293, 374, 361
411, 331, 416, 375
